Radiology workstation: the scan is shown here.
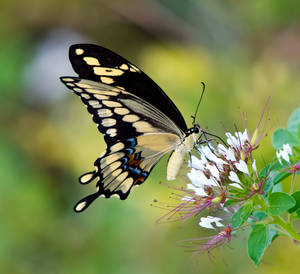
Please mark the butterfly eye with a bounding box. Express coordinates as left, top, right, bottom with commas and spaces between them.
194, 126, 199, 134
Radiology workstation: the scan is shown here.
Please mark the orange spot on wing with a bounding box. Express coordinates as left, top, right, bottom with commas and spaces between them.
135, 177, 145, 184
128, 154, 141, 167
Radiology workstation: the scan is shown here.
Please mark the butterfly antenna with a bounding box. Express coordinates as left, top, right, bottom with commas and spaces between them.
191, 82, 205, 125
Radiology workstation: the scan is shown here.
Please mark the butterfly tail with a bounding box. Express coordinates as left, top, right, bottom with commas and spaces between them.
73, 192, 101, 213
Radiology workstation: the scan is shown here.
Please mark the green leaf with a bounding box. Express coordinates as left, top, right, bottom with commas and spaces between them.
248, 224, 268, 266
225, 199, 239, 206
272, 128, 299, 149
232, 202, 253, 228
295, 208, 300, 218
259, 162, 281, 178
288, 191, 300, 213
267, 192, 296, 215
288, 106, 300, 136
272, 172, 291, 185
252, 211, 267, 221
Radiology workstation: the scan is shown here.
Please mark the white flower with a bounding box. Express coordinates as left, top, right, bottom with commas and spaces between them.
276, 144, 293, 164
228, 171, 243, 189
206, 164, 220, 181
189, 155, 205, 170
217, 144, 236, 162
199, 146, 227, 166
226, 130, 249, 149
235, 160, 250, 175
199, 216, 224, 229
225, 132, 239, 148
186, 184, 207, 197
235, 129, 249, 146
228, 171, 241, 184
187, 169, 218, 188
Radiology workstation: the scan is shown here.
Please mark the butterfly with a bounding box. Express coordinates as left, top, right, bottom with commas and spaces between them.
60, 44, 203, 212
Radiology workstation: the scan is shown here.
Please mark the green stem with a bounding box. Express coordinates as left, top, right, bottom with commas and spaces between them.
290, 172, 296, 195
272, 215, 300, 242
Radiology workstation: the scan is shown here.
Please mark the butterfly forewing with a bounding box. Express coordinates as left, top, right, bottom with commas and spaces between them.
60, 76, 182, 212
68, 44, 187, 132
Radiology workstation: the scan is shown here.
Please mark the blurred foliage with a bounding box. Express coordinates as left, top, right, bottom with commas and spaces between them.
1, 0, 300, 273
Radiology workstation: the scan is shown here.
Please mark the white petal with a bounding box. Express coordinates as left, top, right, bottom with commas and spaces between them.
217, 144, 236, 162
200, 146, 227, 165
206, 164, 220, 181
283, 144, 292, 156
228, 171, 241, 184
235, 160, 249, 175
226, 132, 239, 148
229, 183, 243, 190
199, 216, 224, 229
188, 169, 218, 188
187, 184, 207, 197
206, 177, 219, 187
188, 155, 204, 170
235, 129, 248, 146
217, 144, 227, 156
281, 150, 290, 163
226, 147, 236, 162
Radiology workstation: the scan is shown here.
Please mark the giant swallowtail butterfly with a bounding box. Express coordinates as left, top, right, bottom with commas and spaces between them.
60, 44, 203, 212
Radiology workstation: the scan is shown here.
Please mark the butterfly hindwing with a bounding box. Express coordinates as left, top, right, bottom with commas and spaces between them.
68, 44, 187, 132
73, 136, 175, 212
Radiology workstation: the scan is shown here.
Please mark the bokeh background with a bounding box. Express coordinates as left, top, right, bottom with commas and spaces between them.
1, 0, 300, 273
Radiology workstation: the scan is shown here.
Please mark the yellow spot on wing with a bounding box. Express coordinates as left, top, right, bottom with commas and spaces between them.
101, 77, 115, 84
110, 142, 125, 152
62, 78, 75, 82
80, 172, 95, 184
102, 118, 117, 127
103, 101, 122, 107
122, 114, 140, 122
94, 94, 110, 100
93, 67, 124, 76
114, 107, 130, 115
106, 128, 117, 137
100, 152, 124, 168
97, 109, 113, 117
75, 201, 86, 211
83, 56, 100, 66
86, 89, 118, 96
120, 64, 129, 70
75, 48, 84, 55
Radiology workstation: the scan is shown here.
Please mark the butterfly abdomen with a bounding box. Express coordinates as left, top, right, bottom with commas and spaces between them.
167, 130, 201, 180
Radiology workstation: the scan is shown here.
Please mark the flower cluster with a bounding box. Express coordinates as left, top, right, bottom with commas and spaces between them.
158, 104, 300, 265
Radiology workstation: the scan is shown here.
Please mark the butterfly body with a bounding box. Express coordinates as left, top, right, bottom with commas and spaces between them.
167, 125, 201, 180
60, 44, 202, 212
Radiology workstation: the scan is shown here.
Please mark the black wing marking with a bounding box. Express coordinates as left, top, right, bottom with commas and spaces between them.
60, 77, 182, 212
68, 44, 187, 132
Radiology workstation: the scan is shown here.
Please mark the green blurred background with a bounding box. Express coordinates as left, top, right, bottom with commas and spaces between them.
1, 0, 300, 273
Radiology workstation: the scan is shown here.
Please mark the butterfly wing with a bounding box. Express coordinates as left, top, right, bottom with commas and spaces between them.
68, 44, 187, 132
60, 77, 184, 212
